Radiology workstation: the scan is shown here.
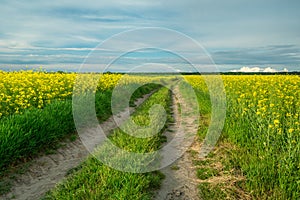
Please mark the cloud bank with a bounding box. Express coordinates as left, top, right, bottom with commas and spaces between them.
230, 66, 289, 73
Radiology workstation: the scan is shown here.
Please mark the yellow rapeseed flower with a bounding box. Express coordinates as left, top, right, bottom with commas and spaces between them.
288, 128, 294, 133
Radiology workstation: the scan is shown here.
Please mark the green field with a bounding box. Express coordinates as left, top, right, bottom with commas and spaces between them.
0, 72, 299, 199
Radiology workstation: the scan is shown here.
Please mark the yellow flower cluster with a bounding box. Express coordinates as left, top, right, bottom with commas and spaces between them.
0, 71, 76, 117
223, 75, 299, 134
184, 74, 300, 197
0, 71, 143, 118
185, 75, 300, 138
185, 74, 300, 145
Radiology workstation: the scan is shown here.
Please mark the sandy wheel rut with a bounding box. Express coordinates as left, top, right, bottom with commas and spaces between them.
153, 86, 200, 200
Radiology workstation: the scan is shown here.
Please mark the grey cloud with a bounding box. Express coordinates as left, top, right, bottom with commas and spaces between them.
211, 45, 300, 65
0, 0, 300, 71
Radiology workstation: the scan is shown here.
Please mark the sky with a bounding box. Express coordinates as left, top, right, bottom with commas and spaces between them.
0, 0, 300, 72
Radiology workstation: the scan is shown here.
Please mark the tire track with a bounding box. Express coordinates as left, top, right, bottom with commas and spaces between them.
154, 86, 200, 200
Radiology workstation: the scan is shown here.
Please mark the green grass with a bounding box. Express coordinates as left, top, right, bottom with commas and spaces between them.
0, 84, 159, 173
44, 159, 165, 200
196, 167, 219, 180
43, 87, 172, 199
223, 95, 300, 198
0, 180, 12, 195
198, 182, 227, 200
0, 100, 75, 171
187, 75, 300, 199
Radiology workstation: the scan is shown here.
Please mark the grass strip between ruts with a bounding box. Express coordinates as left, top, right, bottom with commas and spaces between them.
43, 86, 172, 200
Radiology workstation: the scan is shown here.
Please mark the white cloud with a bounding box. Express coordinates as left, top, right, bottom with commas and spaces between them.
282, 68, 289, 72
263, 67, 277, 73
230, 66, 289, 73
231, 66, 261, 72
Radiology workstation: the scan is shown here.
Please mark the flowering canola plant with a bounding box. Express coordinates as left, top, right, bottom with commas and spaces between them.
185, 75, 300, 198
0, 71, 137, 118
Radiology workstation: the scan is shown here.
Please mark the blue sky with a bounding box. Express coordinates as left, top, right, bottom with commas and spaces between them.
0, 0, 300, 72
